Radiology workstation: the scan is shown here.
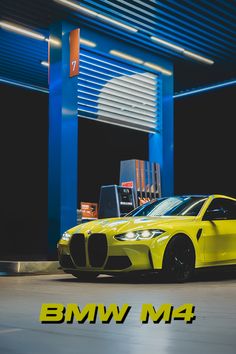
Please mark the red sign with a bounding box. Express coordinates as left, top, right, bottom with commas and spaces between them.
69, 28, 80, 77
122, 181, 134, 188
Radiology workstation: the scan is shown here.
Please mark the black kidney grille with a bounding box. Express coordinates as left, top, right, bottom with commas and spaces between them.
88, 233, 107, 267
69, 233, 86, 267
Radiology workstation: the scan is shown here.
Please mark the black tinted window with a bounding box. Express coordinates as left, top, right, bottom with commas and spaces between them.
182, 199, 207, 216
206, 198, 236, 220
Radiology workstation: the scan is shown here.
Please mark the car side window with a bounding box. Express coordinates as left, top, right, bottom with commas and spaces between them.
182, 199, 207, 216
205, 198, 236, 220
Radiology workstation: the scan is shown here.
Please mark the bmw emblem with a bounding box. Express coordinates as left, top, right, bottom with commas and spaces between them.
87, 230, 92, 235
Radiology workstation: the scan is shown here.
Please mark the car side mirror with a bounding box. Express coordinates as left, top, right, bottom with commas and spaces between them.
203, 208, 225, 221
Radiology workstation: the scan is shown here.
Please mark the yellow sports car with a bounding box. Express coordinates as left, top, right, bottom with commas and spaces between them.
58, 194, 236, 282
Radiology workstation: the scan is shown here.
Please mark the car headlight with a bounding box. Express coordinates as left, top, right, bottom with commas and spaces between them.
61, 232, 71, 241
114, 229, 165, 241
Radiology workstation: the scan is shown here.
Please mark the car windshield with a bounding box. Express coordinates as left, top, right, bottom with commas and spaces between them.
127, 196, 207, 217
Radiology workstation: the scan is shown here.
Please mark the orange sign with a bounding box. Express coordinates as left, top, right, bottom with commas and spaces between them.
81, 202, 98, 219
69, 28, 80, 77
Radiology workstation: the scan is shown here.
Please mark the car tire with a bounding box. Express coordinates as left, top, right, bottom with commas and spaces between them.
162, 235, 195, 283
71, 272, 99, 281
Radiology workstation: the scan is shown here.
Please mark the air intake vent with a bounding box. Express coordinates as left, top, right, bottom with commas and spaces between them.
59, 255, 76, 269
88, 233, 108, 267
105, 256, 132, 270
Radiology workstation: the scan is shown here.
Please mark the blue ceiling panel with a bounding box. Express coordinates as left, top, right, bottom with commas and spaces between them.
0, 29, 48, 88
0, 0, 235, 91
80, 0, 236, 60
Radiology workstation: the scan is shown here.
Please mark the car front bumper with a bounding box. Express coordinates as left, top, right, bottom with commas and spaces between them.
58, 232, 167, 274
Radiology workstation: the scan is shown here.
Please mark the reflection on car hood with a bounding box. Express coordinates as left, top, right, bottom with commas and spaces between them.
70, 216, 196, 235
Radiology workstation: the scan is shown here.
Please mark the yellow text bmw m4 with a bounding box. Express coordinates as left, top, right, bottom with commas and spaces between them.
58, 194, 236, 282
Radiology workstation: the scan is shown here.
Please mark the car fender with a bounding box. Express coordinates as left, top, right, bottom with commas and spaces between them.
151, 232, 196, 269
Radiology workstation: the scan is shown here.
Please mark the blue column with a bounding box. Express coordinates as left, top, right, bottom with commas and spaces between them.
149, 74, 174, 197
48, 22, 78, 255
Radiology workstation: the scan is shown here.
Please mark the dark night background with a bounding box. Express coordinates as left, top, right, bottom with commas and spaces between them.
1, 83, 236, 258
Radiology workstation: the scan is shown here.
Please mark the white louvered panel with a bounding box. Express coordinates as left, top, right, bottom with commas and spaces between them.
78, 89, 156, 111
78, 50, 160, 133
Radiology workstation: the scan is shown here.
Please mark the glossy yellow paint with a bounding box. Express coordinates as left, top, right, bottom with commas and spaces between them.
58, 195, 236, 273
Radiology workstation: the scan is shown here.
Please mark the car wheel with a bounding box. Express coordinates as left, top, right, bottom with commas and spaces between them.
71, 272, 99, 281
162, 236, 195, 283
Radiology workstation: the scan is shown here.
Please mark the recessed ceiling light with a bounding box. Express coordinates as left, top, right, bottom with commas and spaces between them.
151, 36, 184, 52
0, 21, 45, 41
45, 37, 61, 47
41, 61, 49, 67
183, 50, 214, 65
80, 38, 97, 48
144, 62, 172, 76
55, 0, 138, 32
109, 50, 172, 75
150, 34, 214, 65
109, 50, 144, 64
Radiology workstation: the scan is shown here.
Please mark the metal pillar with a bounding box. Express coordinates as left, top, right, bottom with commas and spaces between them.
149, 74, 174, 197
48, 22, 78, 255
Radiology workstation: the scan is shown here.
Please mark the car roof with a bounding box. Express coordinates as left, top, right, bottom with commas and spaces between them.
180, 195, 209, 198
176, 194, 236, 201
161, 195, 236, 200
211, 194, 236, 200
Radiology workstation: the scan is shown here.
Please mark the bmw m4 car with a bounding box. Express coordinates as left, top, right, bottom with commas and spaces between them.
58, 194, 236, 282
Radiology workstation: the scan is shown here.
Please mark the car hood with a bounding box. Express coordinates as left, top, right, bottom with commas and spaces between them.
69, 216, 196, 235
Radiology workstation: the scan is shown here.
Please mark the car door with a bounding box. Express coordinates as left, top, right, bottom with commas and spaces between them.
201, 198, 236, 265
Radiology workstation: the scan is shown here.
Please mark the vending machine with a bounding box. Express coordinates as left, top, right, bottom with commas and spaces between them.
98, 185, 135, 219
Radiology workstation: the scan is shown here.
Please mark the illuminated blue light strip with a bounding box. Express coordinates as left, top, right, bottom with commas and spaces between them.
0, 77, 48, 93
174, 79, 236, 98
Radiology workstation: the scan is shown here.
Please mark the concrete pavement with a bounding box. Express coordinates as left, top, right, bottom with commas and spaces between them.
0, 272, 236, 354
